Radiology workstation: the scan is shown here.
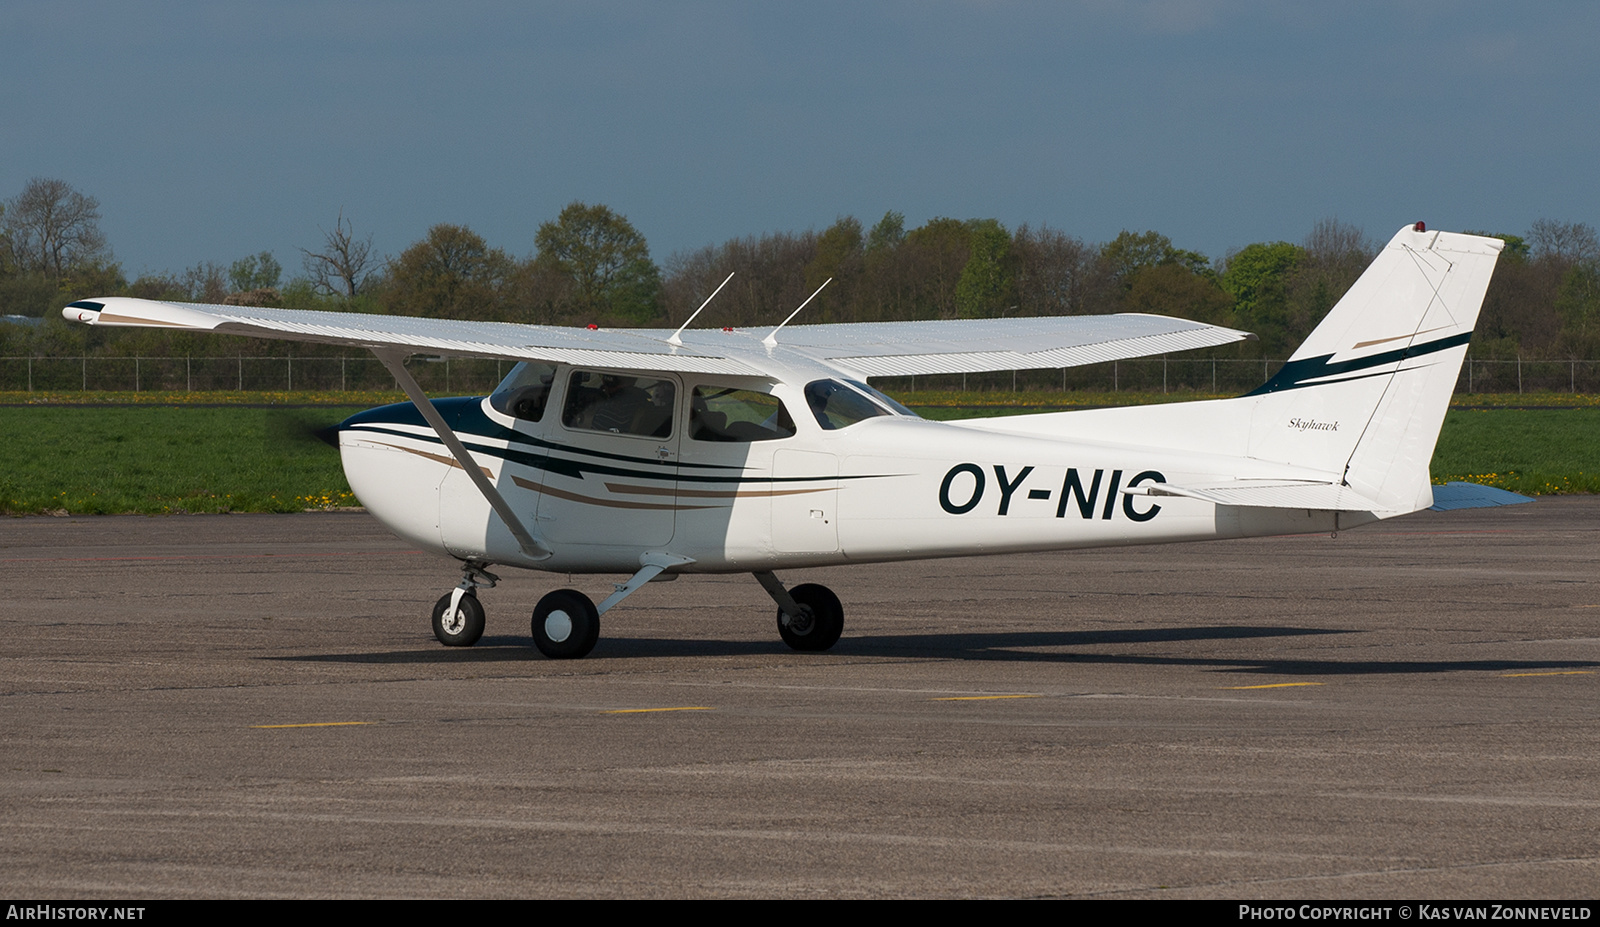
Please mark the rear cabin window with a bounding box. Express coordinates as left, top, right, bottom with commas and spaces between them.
561, 371, 675, 438
489, 362, 557, 422
690, 386, 796, 442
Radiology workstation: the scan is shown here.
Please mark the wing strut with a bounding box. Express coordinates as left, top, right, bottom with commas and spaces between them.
372, 348, 551, 561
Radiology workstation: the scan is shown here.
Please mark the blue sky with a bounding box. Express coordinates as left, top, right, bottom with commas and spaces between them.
5, 1, 1596, 279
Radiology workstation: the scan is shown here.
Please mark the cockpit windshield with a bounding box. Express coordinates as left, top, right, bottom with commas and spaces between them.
843, 379, 919, 417
489, 362, 557, 422
803, 378, 919, 430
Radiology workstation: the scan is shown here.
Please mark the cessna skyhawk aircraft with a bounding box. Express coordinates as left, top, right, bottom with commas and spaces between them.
65, 224, 1511, 659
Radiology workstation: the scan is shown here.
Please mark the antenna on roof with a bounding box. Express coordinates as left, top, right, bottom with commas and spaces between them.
667, 271, 735, 346
763, 277, 831, 348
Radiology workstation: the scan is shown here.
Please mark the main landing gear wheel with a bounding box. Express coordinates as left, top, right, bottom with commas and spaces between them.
532, 589, 600, 659
777, 583, 843, 652
431, 592, 486, 647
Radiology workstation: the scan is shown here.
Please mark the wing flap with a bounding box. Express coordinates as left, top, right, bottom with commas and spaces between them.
763, 314, 1254, 377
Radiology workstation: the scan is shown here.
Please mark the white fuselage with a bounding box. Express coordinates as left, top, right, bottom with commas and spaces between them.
338, 368, 1363, 576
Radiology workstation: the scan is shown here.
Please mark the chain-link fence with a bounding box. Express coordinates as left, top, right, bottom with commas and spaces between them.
876, 356, 1600, 395
1, 355, 1597, 395
0, 356, 515, 394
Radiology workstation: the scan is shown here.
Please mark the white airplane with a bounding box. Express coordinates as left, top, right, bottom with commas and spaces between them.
65, 224, 1517, 658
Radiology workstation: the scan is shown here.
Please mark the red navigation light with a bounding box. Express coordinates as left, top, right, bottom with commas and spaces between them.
1414, 221, 1426, 232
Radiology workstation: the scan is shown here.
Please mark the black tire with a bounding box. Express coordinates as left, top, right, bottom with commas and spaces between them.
532, 589, 600, 659
432, 592, 486, 647
776, 583, 843, 652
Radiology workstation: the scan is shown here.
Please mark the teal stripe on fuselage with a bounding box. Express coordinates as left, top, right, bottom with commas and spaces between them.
339, 398, 742, 472
339, 398, 878, 486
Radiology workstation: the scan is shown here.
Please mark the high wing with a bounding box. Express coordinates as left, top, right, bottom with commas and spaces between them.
64, 298, 762, 375
63, 297, 1253, 379
695, 315, 1254, 378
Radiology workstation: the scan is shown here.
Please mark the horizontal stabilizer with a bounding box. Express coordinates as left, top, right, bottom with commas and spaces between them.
1124, 479, 1383, 512
1427, 481, 1535, 511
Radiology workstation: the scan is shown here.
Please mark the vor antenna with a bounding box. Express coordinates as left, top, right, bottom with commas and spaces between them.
763, 278, 831, 347
667, 272, 736, 346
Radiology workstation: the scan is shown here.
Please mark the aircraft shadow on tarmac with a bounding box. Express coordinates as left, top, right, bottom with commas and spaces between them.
270, 625, 1600, 676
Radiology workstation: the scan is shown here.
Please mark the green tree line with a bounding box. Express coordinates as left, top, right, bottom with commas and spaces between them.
4, 177, 1598, 367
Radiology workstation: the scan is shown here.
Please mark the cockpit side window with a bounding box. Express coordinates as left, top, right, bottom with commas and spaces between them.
691, 386, 796, 442
561, 370, 675, 438
489, 362, 557, 422
804, 379, 897, 430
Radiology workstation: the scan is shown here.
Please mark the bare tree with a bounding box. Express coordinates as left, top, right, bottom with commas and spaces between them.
661, 230, 817, 327
1012, 224, 1092, 315
1302, 217, 1372, 267
179, 261, 230, 303
301, 210, 375, 298
1286, 218, 1375, 345
1528, 219, 1600, 266
1, 178, 110, 280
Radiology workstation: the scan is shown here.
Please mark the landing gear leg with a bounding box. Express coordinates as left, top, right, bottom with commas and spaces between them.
526, 553, 694, 660
755, 572, 843, 652
431, 563, 498, 647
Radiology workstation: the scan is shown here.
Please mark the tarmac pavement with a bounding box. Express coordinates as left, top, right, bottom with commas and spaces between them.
1, 500, 1596, 898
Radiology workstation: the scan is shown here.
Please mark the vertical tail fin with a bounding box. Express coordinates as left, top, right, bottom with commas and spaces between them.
1243, 225, 1503, 513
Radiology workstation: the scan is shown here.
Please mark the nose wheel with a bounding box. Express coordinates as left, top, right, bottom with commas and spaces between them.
430, 563, 499, 647
431, 591, 486, 646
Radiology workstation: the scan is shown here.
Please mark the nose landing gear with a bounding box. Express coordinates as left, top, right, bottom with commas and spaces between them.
431, 591, 486, 646
430, 564, 499, 647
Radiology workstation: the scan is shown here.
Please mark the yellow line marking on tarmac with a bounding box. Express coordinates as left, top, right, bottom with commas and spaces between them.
1220, 682, 1326, 690
931, 694, 1042, 701
251, 721, 374, 729
1501, 671, 1593, 677
600, 707, 715, 714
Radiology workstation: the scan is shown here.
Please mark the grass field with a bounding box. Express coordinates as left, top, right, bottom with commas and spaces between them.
1431, 408, 1600, 495
1, 405, 362, 514
2, 392, 1596, 514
